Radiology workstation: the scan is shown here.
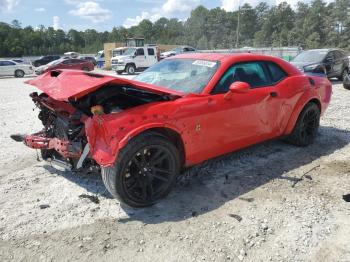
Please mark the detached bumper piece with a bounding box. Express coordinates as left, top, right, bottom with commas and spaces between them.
12, 132, 82, 159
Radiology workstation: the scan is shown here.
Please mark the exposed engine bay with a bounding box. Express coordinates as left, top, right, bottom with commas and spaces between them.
13, 83, 171, 170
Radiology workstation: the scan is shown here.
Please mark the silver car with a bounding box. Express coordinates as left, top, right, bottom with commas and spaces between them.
0, 60, 34, 78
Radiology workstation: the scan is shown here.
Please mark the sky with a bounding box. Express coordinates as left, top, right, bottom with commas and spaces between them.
0, 0, 335, 31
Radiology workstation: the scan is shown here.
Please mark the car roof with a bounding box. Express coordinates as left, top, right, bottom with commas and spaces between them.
0, 59, 16, 62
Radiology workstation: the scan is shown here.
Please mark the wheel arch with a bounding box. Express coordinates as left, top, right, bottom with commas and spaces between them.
117, 124, 186, 166
284, 97, 321, 135
126, 62, 136, 68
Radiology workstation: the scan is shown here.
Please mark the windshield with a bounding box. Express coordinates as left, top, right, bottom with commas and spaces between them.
292, 50, 328, 63
134, 58, 219, 94
123, 48, 136, 56
172, 47, 182, 53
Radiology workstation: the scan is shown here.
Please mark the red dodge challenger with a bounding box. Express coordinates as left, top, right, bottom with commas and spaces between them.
12, 53, 332, 207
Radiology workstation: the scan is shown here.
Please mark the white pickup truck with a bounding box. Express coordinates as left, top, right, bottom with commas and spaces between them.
111, 46, 159, 75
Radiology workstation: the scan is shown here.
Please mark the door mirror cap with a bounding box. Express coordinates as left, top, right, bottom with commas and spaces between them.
229, 81, 251, 93
224, 81, 251, 100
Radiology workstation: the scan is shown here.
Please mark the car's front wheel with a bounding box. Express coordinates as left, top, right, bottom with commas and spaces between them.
339, 68, 348, 81
101, 132, 181, 207
14, 70, 25, 78
286, 102, 320, 147
126, 64, 136, 75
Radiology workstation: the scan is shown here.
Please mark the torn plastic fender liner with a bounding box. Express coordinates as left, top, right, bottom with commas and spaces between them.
85, 115, 184, 167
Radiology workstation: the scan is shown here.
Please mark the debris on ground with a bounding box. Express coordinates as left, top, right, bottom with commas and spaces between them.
78, 194, 100, 204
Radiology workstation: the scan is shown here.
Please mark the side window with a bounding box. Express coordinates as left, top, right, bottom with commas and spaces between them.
0, 61, 4, 66
147, 48, 155, 56
266, 62, 287, 83
72, 59, 82, 64
62, 60, 71, 64
3, 61, 15, 66
137, 48, 145, 56
335, 51, 345, 60
212, 62, 270, 94
325, 52, 334, 61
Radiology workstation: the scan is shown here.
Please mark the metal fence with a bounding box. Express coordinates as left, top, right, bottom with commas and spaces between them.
200, 47, 302, 61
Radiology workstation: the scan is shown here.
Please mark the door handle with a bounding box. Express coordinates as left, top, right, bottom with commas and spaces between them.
270, 92, 278, 97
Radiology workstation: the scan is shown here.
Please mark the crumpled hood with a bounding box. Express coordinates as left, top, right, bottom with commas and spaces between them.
25, 70, 184, 101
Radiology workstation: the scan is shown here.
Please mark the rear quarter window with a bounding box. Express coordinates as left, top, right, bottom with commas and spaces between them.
266, 62, 287, 84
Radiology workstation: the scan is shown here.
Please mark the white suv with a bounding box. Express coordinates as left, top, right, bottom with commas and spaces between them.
111, 46, 159, 75
0, 60, 33, 78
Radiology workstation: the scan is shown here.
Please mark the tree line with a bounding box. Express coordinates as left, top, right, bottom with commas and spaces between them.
0, 0, 349, 57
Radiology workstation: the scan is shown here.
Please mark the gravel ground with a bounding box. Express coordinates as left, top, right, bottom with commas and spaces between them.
0, 72, 350, 262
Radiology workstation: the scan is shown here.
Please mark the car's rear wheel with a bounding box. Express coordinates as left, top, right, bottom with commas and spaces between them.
14, 70, 25, 78
126, 64, 136, 75
338, 68, 348, 81
101, 132, 180, 207
343, 73, 350, 90
286, 102, 320, 147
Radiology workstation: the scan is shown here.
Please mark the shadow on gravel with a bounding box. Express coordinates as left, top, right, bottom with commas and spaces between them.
43, 126, 350, 223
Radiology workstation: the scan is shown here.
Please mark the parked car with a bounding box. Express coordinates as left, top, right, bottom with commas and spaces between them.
160, 46, 197, 59
13, 53, 331, 207
63, 52, 79, 58
34, 58, 94, 75
79, 56, 97, 66
95, 50, 105, 68
111, 46, 159, 75
343, 72, 350, 90
291, 49, 349, 80
32, 55, 61, 67
0, 60, 33, 77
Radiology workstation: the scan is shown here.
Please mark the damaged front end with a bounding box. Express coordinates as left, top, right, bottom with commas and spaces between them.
12, 70, 182, 171
11, 92, 92, 170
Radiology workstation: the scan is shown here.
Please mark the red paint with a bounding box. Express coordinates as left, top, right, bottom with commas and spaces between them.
26, 53, 332, 168
24, 133, 82, 159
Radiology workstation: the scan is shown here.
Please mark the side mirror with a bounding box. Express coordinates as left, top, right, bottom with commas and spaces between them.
224, 81, 251, 100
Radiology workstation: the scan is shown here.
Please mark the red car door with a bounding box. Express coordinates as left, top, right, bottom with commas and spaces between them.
184, 61, 289, 162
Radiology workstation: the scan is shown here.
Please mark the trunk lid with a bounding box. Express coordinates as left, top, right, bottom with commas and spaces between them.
25, 70, 185, 101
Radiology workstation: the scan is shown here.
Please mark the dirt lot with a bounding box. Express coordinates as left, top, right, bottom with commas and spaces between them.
0, 73, 350, 262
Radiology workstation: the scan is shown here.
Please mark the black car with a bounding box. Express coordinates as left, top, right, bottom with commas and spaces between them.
79, 56, 97, 66
291, 49, 349, 80
33, 55, 61, 67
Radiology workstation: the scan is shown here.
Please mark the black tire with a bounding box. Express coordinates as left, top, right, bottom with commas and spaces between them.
116, 70, 123, 75
14, 70, 25, 78
338, 68, 348, 81
101, 132, 181, 207
343, 73, 350, 90
126, 64, 136, 75
286, 102, 320, 147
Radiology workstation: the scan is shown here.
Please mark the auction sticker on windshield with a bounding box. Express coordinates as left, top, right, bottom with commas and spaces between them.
192, 60, 217, 68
